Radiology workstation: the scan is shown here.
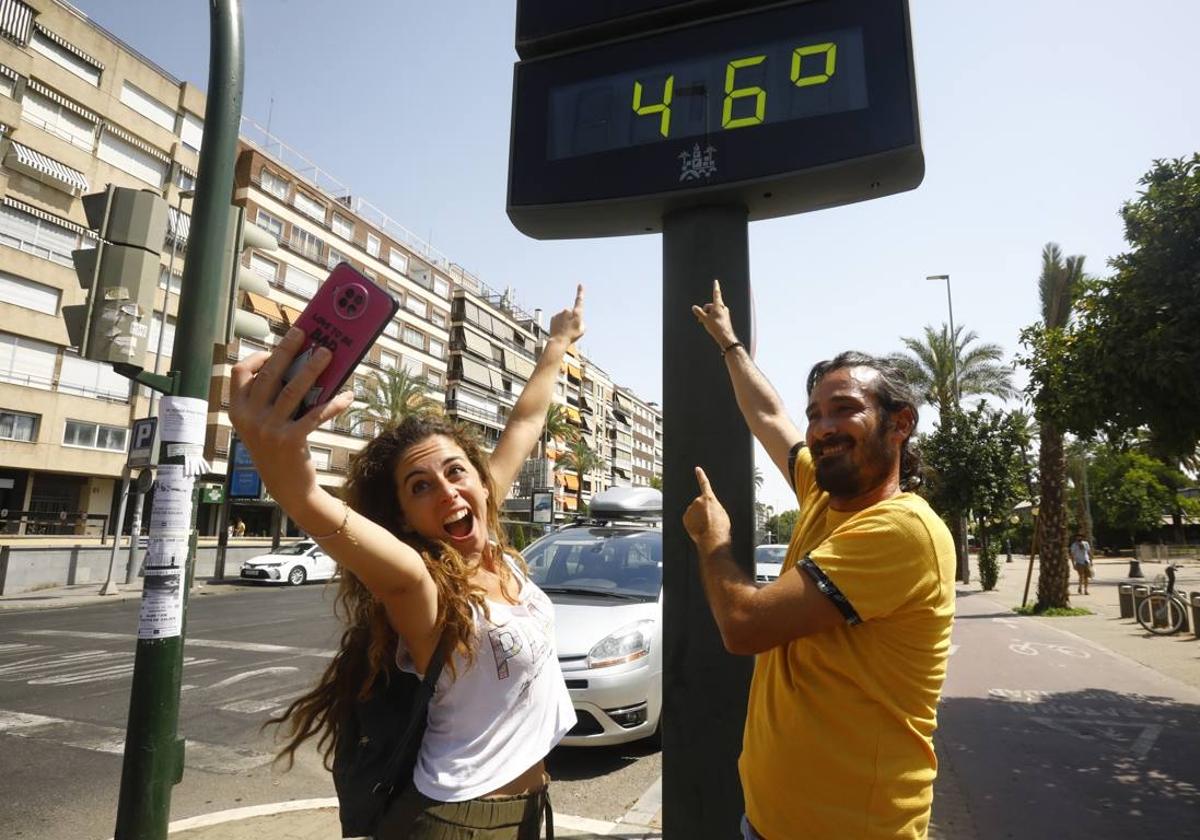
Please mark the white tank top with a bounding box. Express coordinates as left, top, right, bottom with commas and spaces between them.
396, 558, 576, 801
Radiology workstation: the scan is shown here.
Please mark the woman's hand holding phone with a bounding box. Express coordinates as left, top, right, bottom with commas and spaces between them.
228, 327, 354, 514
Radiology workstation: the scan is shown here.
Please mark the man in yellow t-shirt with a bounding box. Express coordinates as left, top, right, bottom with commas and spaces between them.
683, 281, 956, 839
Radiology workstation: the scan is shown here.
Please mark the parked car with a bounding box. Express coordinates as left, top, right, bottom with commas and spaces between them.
240, 540, 338, 585
755, 543, 788, 583
522, 486, 663, 747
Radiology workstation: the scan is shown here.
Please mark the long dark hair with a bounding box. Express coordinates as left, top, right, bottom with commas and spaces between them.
268, 414, 524, 770
806, 351, 924, 491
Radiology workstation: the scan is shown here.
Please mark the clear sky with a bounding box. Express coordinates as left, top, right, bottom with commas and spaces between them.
70, 0, 1200, 514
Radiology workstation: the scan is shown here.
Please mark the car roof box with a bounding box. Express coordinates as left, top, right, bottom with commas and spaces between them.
590, 486, 662, 518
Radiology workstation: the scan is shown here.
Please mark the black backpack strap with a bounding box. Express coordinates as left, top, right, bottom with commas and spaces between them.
372, 628, 453, 799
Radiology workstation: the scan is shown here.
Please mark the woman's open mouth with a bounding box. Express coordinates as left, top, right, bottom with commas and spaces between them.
443, 508, 475, 540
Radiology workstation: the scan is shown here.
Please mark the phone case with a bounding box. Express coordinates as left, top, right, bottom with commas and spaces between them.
282, 262, 400, 417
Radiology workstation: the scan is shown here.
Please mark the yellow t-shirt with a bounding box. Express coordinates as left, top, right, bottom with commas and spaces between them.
741, 445, 956, 839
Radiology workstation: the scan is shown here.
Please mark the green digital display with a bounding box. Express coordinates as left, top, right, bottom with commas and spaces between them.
548, 27, 867, 160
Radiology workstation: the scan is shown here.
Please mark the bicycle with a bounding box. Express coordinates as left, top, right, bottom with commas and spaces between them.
1135, 563, 1189, 635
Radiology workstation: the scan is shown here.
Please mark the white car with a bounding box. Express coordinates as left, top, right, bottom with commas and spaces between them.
755, 543, 788, 583
523, 487, 663, 747
240, 540, 338, 586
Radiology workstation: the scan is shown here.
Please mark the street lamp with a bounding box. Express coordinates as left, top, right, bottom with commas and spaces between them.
926, 274, 959, 402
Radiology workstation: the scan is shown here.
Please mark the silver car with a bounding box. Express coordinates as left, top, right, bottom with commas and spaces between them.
523, 487, 663, 747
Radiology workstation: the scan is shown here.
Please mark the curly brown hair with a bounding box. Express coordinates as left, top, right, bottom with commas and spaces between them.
267, 414, 526, 770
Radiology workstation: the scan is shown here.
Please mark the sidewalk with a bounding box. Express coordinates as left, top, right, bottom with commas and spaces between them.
0, 576, 248, 612
978, 553, 1200, 691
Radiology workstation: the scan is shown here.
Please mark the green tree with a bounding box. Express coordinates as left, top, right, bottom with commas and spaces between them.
557, 437, 604, 512
764, 509, 799, 544
890, 323, 1017, 579
920, 405, 1029, 591
1066, 156, 1200, 458
347, 366, 438, 432
1019, 243, 1087, 610
1088, 445, 1198, 548
649, 474, 663, 491
890, 324, 1017, 418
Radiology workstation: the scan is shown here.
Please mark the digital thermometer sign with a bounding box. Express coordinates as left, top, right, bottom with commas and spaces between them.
507, 0, 922, 239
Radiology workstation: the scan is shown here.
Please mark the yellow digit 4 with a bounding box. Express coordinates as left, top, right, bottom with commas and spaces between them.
792, 42, 837, 88
722, 55, 767, 130
632, 75, 674, 138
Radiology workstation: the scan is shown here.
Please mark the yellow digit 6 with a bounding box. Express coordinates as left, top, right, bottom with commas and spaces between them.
632, 75, 674, 138
722, 55, 767, 130
792, 42, 837, 87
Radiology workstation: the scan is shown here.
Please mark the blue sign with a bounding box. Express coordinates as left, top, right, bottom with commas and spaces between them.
228, 438, 262, 499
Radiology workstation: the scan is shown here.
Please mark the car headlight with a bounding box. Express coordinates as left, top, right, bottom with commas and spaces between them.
587, 620, 655, 669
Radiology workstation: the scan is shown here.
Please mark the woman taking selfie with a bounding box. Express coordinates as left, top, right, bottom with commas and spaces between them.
228, 285, 586, 839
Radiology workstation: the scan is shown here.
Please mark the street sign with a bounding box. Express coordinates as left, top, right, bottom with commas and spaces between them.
227, 437, 262, 499
508, 0, 922, 238
531, 489, 554, 524
128, 417, 159, 468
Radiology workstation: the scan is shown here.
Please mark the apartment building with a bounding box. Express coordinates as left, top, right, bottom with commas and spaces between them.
0, 0, 660, 537
0, 0, 205, 534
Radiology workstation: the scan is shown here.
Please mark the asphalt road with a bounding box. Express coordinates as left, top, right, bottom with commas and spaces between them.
935, 588, 1200, 839
0, 583, 661, 840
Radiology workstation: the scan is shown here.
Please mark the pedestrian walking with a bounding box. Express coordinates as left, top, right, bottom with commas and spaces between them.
228, 286, 587, 839
1069, 533, 1092, 594
685, 280, 956, 839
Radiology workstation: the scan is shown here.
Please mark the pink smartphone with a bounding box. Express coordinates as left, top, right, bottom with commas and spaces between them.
282, 262, 400, 418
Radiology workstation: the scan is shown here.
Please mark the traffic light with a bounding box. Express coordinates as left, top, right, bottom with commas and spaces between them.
63, 186, 169, 365
218, 204, 278, 344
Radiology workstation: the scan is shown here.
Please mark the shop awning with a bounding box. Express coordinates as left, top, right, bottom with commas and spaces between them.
563, 473, 580, 491
565, 363, 582, 381
6, 140, 89, 195
244, 291, 285, 323
565, 406, 582, 425
562, 495, 578, 511
280, 304, 304, 327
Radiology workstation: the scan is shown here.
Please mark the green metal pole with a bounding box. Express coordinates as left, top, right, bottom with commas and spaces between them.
113, 3, 243, 838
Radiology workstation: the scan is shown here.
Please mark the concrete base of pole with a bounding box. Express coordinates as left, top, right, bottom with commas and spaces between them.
1128, 560, 1144, 578
100, 579, 121, 595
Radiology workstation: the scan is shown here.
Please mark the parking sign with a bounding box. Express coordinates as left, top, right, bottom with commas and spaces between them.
128, 417, 159, 467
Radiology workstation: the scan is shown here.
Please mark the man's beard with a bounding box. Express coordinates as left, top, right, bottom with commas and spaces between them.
813, 422, 897, 498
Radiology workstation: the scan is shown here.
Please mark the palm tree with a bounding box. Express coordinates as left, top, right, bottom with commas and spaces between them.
347, 367, 438, 432
542, 403, 576, 458
890, 323, 1016, 580
557, 437, 604, 512
1033, 243, 1086, 609
890, 324, 1017, 418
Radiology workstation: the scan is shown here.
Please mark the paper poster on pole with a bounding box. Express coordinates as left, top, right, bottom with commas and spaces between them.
159, 396, 207, 445
138, 534, 188, 639
149, 465, 195, 533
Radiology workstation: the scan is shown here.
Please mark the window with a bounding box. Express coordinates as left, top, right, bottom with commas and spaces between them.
388, 248, 408, 274
428, 338, 444, 360
158, 267, 182, 294
290, 225, 324, 262
309, 446, 331, 471
175, 165, 195, 191
431, 311, 447, 329
366, 232, 380, 257
284, 264, 320, 298
0, 73, 13, 98
0, 331, 55, 390
255, 209, 284, 239
0, 410, 38, 442
402, 326, 425, 351
250, 253, 278, 282
58, 353, 131, 400
145, 315, 176, 360
119, 82, 175, 131
293, 191, 325, 221
179, 111, 204, 151
63, 420, 126, 451
327, 248, 348, 270
0, 204, 80, 267
260, 169, 289, 199
434, 277, 450, 297
383, 320, 400, 340
404, 294, 427, 317
20, 85, 96, 150
380, 350, 398, 370
29, 29, 101, 85
332, 214, 354, 239
97, 129, 167, 187
0, 269, 59, 315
